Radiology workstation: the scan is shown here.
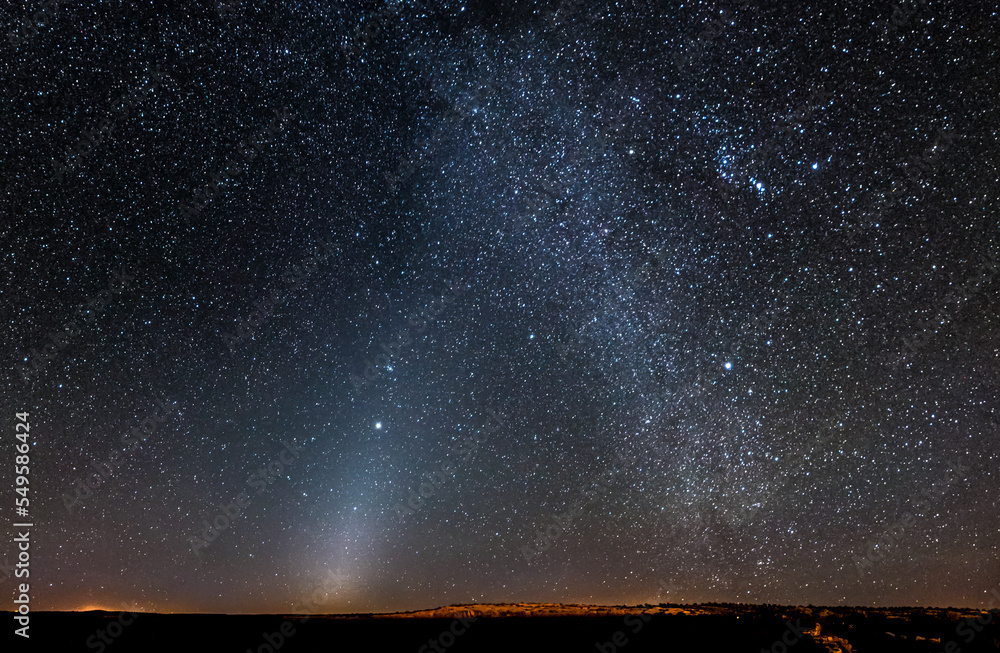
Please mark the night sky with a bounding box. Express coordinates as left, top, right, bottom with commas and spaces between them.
2, 0, 998, 615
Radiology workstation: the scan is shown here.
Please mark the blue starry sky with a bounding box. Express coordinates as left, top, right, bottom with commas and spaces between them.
1, 0, 998, 613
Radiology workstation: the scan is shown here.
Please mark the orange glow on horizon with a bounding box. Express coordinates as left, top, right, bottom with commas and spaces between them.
70, 603, 155, 613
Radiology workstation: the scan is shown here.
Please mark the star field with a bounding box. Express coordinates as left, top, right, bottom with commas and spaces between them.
1, 0, 998, 614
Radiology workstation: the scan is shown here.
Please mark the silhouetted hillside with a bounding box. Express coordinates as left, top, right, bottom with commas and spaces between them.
6, 603, 998, 652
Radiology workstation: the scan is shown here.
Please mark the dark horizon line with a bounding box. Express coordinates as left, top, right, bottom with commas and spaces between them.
8, 600, 1000, 616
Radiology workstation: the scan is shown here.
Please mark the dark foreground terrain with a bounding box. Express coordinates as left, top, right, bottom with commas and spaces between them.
7, 603, 999, 652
